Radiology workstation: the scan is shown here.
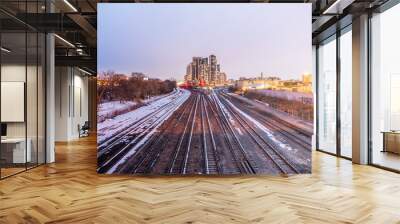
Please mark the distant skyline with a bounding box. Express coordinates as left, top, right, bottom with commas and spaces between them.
98, 4, 312, 81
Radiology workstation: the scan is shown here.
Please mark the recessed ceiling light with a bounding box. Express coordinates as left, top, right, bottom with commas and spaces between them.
63, 0, 78, 12
54, 34, 75, 48
1, 47, 11, 53
323, 0, 354, 15
78, 67, 93, 76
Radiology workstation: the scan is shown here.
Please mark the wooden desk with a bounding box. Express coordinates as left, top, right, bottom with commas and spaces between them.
382, 131, 400, 154
1, 138, 31, 163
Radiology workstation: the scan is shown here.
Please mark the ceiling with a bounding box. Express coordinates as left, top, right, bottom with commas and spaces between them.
0, 0, 392, 74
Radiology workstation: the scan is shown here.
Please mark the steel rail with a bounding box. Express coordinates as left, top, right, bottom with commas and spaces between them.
219, 94, 299, 174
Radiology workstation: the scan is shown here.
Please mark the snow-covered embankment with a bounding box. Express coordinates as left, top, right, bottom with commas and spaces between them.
98, 88, 191, 144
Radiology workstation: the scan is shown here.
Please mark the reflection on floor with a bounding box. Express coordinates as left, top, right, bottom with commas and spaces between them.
0, 163, 42, 179
0, 136, 400, 223
373, 150, 400, 171
0, 167, 25, 178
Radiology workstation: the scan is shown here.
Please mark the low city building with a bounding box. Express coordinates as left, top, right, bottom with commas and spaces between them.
235, 73, 312, 94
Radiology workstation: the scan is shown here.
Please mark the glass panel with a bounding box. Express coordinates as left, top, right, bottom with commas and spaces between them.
38, 32, 45, 165
0, 1, 46, 178
1, 31, 27, 177
339, 29, 352, 158
27, 31, 38, 169
318, 36, 337, 154
371, 4, 400, 171
26, 0, 39, 169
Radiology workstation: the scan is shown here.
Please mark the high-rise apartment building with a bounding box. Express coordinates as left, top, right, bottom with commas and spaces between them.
199, 57, 209, 83
184, 55, 226, 86
185, 64, 192, 81
192, 57, 202, 81
209, 55, 217, 85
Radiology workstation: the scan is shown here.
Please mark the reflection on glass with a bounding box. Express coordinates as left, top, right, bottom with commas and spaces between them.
390, 75, 400, 130
371, 3, 400, 171
1, 32, 27, 177
0, 0, 47, 178
318, 37, 337, 154
27, 31, 38, 169
38, 33, 46, 165
340, 29, 352, 158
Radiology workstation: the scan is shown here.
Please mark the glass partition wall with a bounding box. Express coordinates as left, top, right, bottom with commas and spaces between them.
339, 27, 352, 159
317, 35, 337, 155
316, 26, 352, 159
370, 2, 400, 171
0, 2, 46, 179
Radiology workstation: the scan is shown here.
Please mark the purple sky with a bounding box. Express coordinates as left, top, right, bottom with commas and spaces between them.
98, 3, 312, 81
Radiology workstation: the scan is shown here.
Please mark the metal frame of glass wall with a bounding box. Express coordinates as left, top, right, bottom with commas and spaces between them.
368, 0, 400, 173
316, 0, 400, 173
0, 0, 47, 180
316, 24, 352, 160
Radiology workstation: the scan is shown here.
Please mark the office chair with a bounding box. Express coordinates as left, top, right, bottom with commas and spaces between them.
79, 121, 90, 138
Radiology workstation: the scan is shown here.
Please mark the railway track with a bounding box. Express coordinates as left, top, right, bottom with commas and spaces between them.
97, 91, 190, 173
182, 94, 200, 174
222, 93, 311, 150
125, 95, 197, 174
98, 90, 185, 155
203, 94, 241, 174
201, 95, 220, 174
99, 89, 309, 175
209, 92, 258, 174
218, 93, 299, 174
168, 95, 199, 174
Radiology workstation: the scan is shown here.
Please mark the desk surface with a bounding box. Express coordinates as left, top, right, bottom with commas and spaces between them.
381, 131, 400, 134
1, 138, 27, 143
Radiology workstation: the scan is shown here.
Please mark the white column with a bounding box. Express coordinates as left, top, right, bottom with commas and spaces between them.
352, 14, 369, 164
46, 33, 55, 163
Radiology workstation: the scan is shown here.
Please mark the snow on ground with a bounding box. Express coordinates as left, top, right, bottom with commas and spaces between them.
98, 88, 190, 144
98, 91, 176, 121
228, 92, 313, 133
106, 91, 190, 174
223, 95, 295, 152
211, 90, 243, 135
98, 101, 137, 118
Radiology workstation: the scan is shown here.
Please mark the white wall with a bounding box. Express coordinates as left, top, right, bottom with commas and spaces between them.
55, 67, 69, 141
72, 73, 89, 137
55, 67, 89, 141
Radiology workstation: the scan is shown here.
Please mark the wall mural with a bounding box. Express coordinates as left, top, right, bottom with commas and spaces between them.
97, 3, 313, 175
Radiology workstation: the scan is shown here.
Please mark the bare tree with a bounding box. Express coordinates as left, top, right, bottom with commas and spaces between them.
98, 71, 177, 104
